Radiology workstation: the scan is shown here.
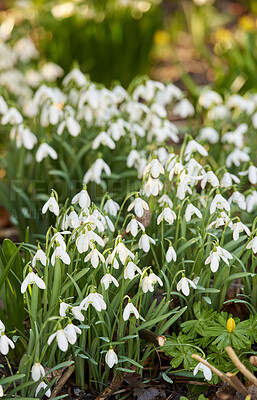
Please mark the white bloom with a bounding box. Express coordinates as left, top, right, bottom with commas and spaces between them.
84, 247, 105, 268
177, 276, 196, 296
105, 349, 118, 368
201, 171, 219, 189
0, 96, 8, 114
76, 228, 104, 254
10, 125, 37, 150
185, 203, 202, 222
157, 207, 176, 225
42, 195, 59, 216
143, 159, 164, 179
220, 172, 240, 188
239, 165, 257, 185
104, 199, 120, 216
124, 261, 142, 280
63, 68, 87, 87
36, 143, 58, 163
228, 191, 246, 210
141, 272, 163, 293
226, 148, 250, 168
127, 197, 149, 218
32, 249, 47, 267
31, 362, 45, 382
71, 306, 85, 321
57, 116, 81, 137
80, 293, 107, 312
84, 158, 111, 185
101, 273, 119, 290
246, 191, 257, 212
48, 329, 68, 352
123, 301, 139, 321
35, 382, 51, 398
199, 90, 222, 109
205, 245, 233, 273
208, 212, 231, 229
112, 242, 134, 265
143, 177, 163, 197
21, 272, 46, 293
126, 218, 145, 237
197, 127, 219, 144
230, 221, 250, 241
138, 233, 155, 253
158, 194, 173, 208
72, 188, 91, 209
41, 62, 64, 81
51, 246, 71, 265
210, 194, 230, 215
246, 237, 257, 254
59, 302, 69, 317
184, 140, 208, 161
166, 246, 177, 262
193, 362, 212, 381
64, 323, 81, 345
92, 132, 115, 150
0, 385, 3, 397
1, 107, 23, 125
173, 99, 194, 118
0, 323, 15, 355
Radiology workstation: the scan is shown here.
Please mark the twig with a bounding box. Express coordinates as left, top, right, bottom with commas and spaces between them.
50, 364, 75, 398
226, 346, 257, 387
94, 372, 125, 400
139, 329, 166, 346
191, 354, 248, 396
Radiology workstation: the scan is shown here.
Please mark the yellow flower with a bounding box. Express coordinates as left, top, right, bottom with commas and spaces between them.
227, 317, 236, 333
238, 16, 255, 32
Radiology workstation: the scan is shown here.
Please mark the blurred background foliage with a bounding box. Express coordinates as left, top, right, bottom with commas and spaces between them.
3, 0, 257, 91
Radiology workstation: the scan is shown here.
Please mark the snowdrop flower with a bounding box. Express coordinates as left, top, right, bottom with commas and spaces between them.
226, 148, 250, 168
21, 272, 46, 293
57, 116, 81, 137
193, 362, 212, 381
103, 198, 120, 216
112, 242, 135, 265
197, 127, 219, 144
0, 96, 8, 114
92, 132, 115, 150
42, 193, 59, 216
208, 105, 230, 120
220, 172, 240, 188
36, 143, 58, 163
184, 139, 208, 161
40, 103, 63, 127
126, 217, 145, 237
208, 212, 232, 229
201, 170, 219, 189
59, 302, 70, 317
1, 107, 23, 125
10, 125, 37, 150
124, 261, 142, 280
177, 276, 196, 296
127, 149, 141, 168
80, 292, 107, 312
246, 191, 257, 212
35, 382, 51, 398
210, 193, 230, 215
51, 245, 71, 265
32, 248, 46, 267
84, 246, 105, 268
199, 90, 222, 109
68, 210, 80, 229
127, 197, 149, 218
222, 124, 247, 148
0, 321, 15, 355
185, 203, 202, 222
84, 158, 111, 185
63, 68, 87, 87
141, 272, 163, 293
143, 177, 163, 197
64, 323, 81, 345
138, 233, 155, 253
14, 37, 39, 62
123, 300, 140, 321
239, 165, 257, 185
246, 237, 257, 253
173, 99, 194, 118
31, 362, 45, 382
101, 273, 119, 290
0, 385, 3, 397
76, 228, 104, 254
71, 306, 85, 321
166, 246, 177, 262
205, 245, 233, 272
41, 62, 64, 81
228, 191, 246, 210
48, 329, 68, 352
230, 221, 250, 241
105, 348, 118, 368
158, 194, 173, 208
143, 159, 164, 179
157, 207, 176, 225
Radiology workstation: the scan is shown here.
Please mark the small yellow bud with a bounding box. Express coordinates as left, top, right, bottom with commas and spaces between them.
227, 318, 236, 333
